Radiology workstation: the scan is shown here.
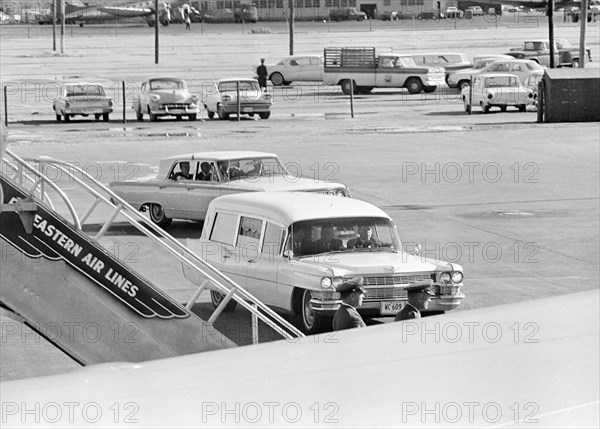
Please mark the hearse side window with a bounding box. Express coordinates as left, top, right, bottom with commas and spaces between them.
237, 216, 263, 249
262, 222, 285, 256
209, 212, 238, 245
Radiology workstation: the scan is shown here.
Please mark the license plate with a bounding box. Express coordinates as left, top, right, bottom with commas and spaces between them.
243, 107, 253, 113
381, 301, 404, 315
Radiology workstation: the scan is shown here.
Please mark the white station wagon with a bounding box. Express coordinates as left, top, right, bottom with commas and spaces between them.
184, 192, 465, 334
109, 151, 350, 228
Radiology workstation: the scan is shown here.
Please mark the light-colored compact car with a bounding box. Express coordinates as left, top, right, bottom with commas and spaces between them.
461, 73, 535, 113
523, 70, 544, 107
258, 55, 324, 86
466, 6, 484, 15
183, 192, 465, 334
108, 151, 350, 227
444, 6, 464, 18
410, 53, 472, 83
53, 82, 113, 122
446, 54, 515, 89
479, 59, 545, 84
203, 79, 272, 120
132, 77, 200, 122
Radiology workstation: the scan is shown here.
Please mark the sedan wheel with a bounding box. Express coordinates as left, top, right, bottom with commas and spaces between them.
500, 106, 507, 112
481, 102, 490, 114
56, 113, 61, 121
571, 59, 579, 68
188, 114, 197, 121
94, 114, 101, 120
518, 104, 527, 112
270, 72, 285, 86
210, 290, 238, 312
102, 113, 109, 122
149, 203, 172, 228
259, 112, 270, 119
340, 79, 356, 95
63, 113, 70, 122
463, 97, 470, 112
458, 81, 470, 92
136, 110, 144, 121
217, 105, 229, 120
148, 107, 157, 122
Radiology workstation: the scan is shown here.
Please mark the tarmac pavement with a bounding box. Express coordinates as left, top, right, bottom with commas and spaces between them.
1, 21, 598, 382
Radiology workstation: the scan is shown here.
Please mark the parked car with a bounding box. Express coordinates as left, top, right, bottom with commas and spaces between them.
132, 77, 200, 122
255, 56, 324, 86
410, 53, 473, 83
446, 54, 514, 89
109, 151, 350, 227
203, 79, 272, 120
444, 6, 464, 18
329, 8, 367, 21
53, 83, 113, 122
461, 73, 535, 113
523, 70, 544, 106
479, 59, 545, 84
380, 10, 400, 20
466, 6, 484, 15
183, 192, 465, 334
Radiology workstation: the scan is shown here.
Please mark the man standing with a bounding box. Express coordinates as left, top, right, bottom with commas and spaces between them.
257, 58, 268, 92
333, 277, 367, 330
394, 280, 435, 321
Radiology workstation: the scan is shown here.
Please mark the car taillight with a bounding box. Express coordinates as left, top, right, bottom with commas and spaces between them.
528, 93, 533, 98
108, 100, 113, 106
487, 93, 493, 99
65, 101, 70, 108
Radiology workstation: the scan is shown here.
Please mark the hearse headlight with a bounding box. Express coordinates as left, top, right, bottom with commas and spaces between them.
451, 272, 463, 284
440, 272, 452, 283
320, 277, 333, 289
332, 277, 344, 288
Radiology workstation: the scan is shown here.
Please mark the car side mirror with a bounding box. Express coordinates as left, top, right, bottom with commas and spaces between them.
283, 249, 294, 259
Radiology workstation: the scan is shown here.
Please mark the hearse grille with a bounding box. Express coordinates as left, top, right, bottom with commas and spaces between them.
349, 273, 435, 302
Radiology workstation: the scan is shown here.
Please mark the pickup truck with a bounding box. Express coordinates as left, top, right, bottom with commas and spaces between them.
323, 47, 446, 95
329, 8, 367, 21
506, 39, 592, 68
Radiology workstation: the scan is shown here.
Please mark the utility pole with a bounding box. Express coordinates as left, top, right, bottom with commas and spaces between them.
155, 0, 159, 64
60, 0, 65, 54
548, 0, 555, 68
579, 0, 588, 67
52, 0, 56, 51
288, 0, 294, 55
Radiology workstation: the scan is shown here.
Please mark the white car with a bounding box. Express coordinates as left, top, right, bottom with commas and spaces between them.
461, 73, 535, 113
203, 78, 272, 120
444, 6, 464, 18
258, 56, 324, 86
466, 6, 484, 15
132, 77, 201, 121
53, 82, 113, 122
108, 151, 350, 227
184, 192, 465, 334
479, 59, 545, 84
446, 54, 514, 89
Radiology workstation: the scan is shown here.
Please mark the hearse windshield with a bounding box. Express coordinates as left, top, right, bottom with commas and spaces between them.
288, 217, 401, 257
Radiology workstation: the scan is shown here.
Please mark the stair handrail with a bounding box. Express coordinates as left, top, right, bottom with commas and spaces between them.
2, 153, 81, 229
4, 150, 304, 341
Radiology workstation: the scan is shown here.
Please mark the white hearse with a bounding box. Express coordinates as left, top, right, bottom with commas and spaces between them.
184, 192, 465, 334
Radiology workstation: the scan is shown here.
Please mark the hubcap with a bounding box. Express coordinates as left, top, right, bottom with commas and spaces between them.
303, 291, 315, 327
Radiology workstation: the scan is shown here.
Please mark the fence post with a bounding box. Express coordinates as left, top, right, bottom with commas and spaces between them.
122, 81, 126, 123
3, 86, 7, 126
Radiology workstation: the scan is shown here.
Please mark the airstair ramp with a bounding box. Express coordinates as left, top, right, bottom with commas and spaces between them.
1, 150, 304, 366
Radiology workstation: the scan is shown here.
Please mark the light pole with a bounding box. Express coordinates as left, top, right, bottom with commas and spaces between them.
288, 0, 294, 55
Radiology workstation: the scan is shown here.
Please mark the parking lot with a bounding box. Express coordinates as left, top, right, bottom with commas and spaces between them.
1, 18, 599, 378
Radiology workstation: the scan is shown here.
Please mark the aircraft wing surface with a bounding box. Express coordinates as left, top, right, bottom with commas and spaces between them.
1, 290, 598, 427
